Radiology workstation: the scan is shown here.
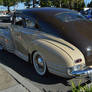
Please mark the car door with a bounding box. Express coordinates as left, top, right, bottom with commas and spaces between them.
11, 15, 29, 56
20, 17, 40, 54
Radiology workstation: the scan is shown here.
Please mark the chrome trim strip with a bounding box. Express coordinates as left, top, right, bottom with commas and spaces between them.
43, 40, 73, 60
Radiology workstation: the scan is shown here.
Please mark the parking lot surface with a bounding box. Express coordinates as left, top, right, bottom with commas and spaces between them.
0, 51, 91, 92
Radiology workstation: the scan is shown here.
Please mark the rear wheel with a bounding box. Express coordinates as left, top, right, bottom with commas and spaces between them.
32, 51, 47, 76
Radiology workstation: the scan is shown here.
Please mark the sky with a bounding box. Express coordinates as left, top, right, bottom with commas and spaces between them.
0, 0, 92, 11
84, 0, 91, 6
0, 2, 26, 11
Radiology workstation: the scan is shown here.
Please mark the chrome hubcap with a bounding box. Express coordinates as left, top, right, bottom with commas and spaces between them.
37, 57, 44, 67
33, 52, 46, 76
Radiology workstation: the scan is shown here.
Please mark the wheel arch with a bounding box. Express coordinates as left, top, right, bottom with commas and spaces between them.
28, 39, 71, 68
29, 50, 37, 64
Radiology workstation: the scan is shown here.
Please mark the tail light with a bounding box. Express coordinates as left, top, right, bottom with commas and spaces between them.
75, 59, 82, 63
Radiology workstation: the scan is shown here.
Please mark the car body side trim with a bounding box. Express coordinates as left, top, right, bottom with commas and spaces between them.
51, 39, 74, 50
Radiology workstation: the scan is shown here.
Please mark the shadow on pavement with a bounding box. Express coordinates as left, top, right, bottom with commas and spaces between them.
0, 51, 70, 86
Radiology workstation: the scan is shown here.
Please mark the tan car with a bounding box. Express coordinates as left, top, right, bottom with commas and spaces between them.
0, 8, 92, 78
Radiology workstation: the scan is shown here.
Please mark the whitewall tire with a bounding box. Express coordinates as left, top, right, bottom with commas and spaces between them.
33, 51, 47, 76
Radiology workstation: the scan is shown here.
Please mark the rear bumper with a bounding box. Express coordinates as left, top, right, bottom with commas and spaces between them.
71, 68, 92, 77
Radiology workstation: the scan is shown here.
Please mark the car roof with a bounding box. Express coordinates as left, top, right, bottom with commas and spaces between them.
15, 7, 77, 17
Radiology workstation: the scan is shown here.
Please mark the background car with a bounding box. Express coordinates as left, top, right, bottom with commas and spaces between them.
80, 8, 92, 21
0, 12, 11, 23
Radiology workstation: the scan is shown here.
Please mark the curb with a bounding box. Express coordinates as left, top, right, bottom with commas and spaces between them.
0, 63, 41, 92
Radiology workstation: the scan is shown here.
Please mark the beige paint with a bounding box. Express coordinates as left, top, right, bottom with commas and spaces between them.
28, 33, 86, 78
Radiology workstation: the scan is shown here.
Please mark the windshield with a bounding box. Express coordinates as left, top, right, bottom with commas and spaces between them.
56, 12, 86, 22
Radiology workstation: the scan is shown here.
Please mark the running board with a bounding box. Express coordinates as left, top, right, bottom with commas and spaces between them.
14, 50, 28, 62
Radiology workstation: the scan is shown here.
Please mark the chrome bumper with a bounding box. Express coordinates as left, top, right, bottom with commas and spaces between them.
71, 68, 92, 77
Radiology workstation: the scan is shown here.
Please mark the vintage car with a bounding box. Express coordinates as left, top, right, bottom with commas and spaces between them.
80, 8, 92, 21
0, 13, 11, 22
0, 8, 92, 78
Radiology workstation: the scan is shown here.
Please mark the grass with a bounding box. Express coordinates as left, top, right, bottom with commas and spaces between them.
42, 80, 92, 92
71, 80, 92, 92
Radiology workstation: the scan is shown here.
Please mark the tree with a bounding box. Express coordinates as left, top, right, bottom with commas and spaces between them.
21, 0, 31, 8
88, 1, 92, 7
0, 0, 3, 5
21, 0, 37, 8
0, 0, 19, 12
53, 0, 61, 7
40, 0, 53, 7
33, 0, 36, 7
3, 0, 15, 12
53, 0, 85, 11
72, 0, 85, 11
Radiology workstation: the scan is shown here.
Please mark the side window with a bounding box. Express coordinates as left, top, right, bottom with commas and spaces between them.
25, 17, 40, 29
26, 19, 35, 28
15, 16, 24, 26
38, 20, 61, 37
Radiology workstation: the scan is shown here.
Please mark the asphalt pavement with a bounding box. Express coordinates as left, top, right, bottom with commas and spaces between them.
0, 50, 91, 92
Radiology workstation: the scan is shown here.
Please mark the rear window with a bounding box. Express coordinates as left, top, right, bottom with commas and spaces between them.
56, 12, 86, 22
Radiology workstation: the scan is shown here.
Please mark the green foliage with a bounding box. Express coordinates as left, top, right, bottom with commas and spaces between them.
0, 0, 32, 11
0, 0, 85, 11
71, 80, 92, 92
40, 0, 85, 11
0, 0, 19, 6
40, 0, 53, 7
71, 80, 81, 92
0, 0, 19, 12
0, 0, 3, 5
22, 0, 35, 8
3, 0, 16, 6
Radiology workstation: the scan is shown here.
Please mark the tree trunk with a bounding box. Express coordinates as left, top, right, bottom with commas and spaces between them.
33, 0, 36, 8
28, 4, 30, 8
7, 6, 10, 13
26, 2, 30, 8
60, 0, 61, 8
